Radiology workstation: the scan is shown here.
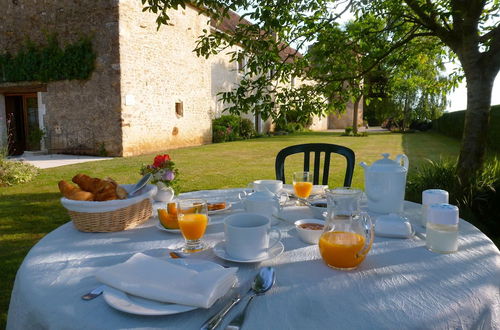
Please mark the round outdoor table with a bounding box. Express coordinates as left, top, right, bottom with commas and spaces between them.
7, 189, 500, 330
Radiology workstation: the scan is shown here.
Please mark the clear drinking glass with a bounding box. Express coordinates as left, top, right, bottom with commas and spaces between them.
176, 199, 209, 253
293, 171, 313, 204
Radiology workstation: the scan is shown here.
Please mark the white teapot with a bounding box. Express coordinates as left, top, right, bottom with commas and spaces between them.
360, 153, 409, 214
239, 189, 283, 222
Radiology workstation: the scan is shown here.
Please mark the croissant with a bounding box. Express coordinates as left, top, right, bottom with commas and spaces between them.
94, 180, 119, 201
72, 174, 102, 194
58, 180, 94, 201
104, 177, 128, 200
72, 174, 116, 201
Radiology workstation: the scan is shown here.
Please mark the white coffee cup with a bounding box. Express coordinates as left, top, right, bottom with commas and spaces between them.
224, 213, 282, 260
252, 180, 283, 194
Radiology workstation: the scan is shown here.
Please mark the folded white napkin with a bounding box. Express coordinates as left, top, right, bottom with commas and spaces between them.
95, 253, 237, 308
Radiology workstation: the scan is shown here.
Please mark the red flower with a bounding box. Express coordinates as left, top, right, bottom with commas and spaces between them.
153, 154, 171, 167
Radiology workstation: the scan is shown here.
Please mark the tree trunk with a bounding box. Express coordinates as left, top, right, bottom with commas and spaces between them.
456, 67, 495, 181
402, 95, 409, 132
352, 96, 361, 135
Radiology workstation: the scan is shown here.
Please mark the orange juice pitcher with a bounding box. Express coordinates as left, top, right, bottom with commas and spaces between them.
319, 188, 374, 270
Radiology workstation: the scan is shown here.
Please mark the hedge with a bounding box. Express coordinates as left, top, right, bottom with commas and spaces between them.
433, 105, 500, 152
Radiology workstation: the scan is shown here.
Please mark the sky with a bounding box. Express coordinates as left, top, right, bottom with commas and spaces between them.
446, 70, 500, 112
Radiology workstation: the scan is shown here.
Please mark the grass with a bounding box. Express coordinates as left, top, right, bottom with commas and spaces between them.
0, 130, 468, 327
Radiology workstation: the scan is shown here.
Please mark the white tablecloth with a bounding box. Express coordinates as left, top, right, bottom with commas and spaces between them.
7, 189, 500, 329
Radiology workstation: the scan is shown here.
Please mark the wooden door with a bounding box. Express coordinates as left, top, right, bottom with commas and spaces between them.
4, 94, 39, 155
5, 95, 25, 155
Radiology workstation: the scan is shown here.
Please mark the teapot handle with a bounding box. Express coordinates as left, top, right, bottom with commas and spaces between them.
238, 189, 252, 201
395, 154, 409, 170
356, 212, 374, 260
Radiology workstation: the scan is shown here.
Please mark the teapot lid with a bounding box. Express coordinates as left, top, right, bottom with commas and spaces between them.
369, 153, 407, 173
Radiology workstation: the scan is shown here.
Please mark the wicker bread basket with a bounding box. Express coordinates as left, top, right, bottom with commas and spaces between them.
61, 184, 157, 232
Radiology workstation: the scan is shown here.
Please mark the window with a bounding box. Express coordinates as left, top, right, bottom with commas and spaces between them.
175, 102, 183, 117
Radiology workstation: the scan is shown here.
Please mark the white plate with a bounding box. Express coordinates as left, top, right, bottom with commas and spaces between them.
213, 241, 284, 263
282, 184, 328, 197
102, 259, 222, 315
208, 201, 232, 215
103, 285, 197, 315
155, 217, 211, 234
155, 222, 181, 233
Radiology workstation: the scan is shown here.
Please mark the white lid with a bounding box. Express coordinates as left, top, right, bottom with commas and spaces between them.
374, 213, 413, 238
422, 189, 449, 205
367, 153, 407, 173
246, 190, 277, 201
427, 203, 459, 225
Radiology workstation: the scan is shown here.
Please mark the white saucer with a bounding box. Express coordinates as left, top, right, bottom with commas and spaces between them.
213, 241, 284, 263
102, 259, 222, 315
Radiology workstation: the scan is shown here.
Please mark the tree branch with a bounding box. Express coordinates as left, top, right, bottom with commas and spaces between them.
483, 25, 500, 72
479, 25, 500, 43
321, 29, 435, 83
404, 0, 453, 43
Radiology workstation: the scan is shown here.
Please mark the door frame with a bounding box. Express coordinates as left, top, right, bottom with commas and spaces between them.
6, 93, 37, 143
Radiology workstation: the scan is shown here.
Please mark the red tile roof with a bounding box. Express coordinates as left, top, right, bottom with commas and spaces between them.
210, 10, 302, 63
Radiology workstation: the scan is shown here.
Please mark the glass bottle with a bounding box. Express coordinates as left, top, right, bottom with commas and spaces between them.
426, 203, 459, 254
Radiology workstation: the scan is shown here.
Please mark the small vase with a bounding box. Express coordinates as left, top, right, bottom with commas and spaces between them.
154, 185, 175, 202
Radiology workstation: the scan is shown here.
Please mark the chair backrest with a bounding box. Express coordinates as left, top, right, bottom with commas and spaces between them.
275, 143, 355, 186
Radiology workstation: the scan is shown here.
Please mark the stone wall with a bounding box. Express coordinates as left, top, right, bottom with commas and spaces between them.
119, 1, 215, 156
328, 99, 364, 129
0, 0, 122, 156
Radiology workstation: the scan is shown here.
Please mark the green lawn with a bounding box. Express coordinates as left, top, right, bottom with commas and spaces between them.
0, 130, 463, 327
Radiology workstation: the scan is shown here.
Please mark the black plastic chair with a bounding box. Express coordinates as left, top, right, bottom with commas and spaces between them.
275, 143, 355, 186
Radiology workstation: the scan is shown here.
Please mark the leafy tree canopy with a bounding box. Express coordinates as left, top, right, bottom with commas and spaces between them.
143, 0, 500, 179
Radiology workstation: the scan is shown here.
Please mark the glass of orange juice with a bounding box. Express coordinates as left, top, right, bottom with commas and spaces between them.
293, 171, 313, 204
176, 199, 209, 253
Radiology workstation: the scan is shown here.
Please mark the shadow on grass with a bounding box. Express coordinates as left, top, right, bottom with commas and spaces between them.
0, 192, 69, 329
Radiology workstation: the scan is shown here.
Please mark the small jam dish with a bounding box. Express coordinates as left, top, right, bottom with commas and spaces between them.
294, 219, 325, 244
307, 200, 327, 219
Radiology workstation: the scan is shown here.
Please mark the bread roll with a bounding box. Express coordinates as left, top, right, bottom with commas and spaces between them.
58, 180, 94, 201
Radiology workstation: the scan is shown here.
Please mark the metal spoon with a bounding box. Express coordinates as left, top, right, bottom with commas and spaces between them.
81, 285, 106, 300
200, 267, 275, 330
129, 173, 152, 197
225, 267, 276, 329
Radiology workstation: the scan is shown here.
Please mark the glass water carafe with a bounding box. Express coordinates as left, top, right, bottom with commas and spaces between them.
319, 188, 374, 270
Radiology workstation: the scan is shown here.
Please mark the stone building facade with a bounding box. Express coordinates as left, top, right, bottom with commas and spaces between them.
0, 0, 122, 155
0, 0, 359, 157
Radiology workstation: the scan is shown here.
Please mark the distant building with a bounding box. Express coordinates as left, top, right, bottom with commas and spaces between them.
0, 0, 360, 156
